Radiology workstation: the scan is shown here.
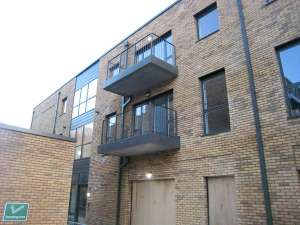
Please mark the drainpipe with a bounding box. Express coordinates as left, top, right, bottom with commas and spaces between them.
116, 96, 131, 225
53, 91, 61, 134
236, 1, 273, 225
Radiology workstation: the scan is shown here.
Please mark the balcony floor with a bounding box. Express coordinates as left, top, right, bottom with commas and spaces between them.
103, 56, 178, 96
98, 133, 180, 156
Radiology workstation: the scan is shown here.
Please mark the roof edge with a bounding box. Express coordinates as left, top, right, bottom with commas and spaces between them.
0, 123, 76, 142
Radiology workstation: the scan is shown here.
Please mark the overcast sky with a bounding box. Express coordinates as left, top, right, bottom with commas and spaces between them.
0, 0, 177, 128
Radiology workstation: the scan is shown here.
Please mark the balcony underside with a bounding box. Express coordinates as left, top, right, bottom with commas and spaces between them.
98, 133, 180, 156
103, 56, 178, 96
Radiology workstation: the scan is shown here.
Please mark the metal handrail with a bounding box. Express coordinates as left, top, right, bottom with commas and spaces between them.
101, 105, 177, 145
108, 33, 175, 62
106, 33, 176, 80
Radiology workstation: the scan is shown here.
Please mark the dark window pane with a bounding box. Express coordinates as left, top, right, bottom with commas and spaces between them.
197, 4, 219, 39
201, 71, 230, 135
68, 185, 78, 222
204, 107, 230, 134
203, 72, 228, 110
77, 185, 87, 223
278, 41, 300, 117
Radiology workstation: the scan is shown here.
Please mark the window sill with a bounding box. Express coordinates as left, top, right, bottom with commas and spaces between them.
195, 30, 219, 44
265, 0, 277, 6
201, 129, 231, 137
74, 157, 90, 161
287, 114, 300, 120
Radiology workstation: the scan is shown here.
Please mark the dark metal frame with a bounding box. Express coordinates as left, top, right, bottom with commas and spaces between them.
195, 2, 219, 41
106, 32, 176, 81
101, 105, 177, 145
103, 112, 117, 144
72, 79, 97, 119
236, 0, 273, 224
73, 123, 94, 160
200, 69, 230, 136
275, 37, 300, 119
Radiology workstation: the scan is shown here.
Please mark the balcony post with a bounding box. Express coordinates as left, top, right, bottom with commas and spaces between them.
150, 34, 154, 57
150, 104, 155, 134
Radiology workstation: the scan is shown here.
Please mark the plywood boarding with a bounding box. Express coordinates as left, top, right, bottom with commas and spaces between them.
131, 179, 176, 225
208, 176, 236, 225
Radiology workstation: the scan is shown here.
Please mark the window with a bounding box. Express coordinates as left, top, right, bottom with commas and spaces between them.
61, 97, 68, 114
201, 70, 230, 135
196, 3, 219, 40
70, 122, 94, 159
109, 63, 120, 78
68, 184, 88, 224
72, 79, 98, 118
134, 92, 174, 136
105, 114, 116, 143
266, 0, 276, 5
277, 40, 300, 118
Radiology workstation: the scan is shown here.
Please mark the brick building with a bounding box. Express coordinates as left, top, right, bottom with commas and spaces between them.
0, 123, 75, 225
31, 0, 300, 225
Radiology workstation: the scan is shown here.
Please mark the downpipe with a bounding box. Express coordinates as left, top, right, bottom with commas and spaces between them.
116, 96, 131, 225
236, 0, 273, 224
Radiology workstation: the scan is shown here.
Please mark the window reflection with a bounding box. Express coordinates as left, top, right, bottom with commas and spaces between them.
278, 41, 300, 117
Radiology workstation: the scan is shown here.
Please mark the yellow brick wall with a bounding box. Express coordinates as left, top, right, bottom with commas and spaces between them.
0, 125, 75, 225
87, 0, 300, 225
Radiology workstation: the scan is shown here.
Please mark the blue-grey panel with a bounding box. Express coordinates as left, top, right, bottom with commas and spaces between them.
76, 61, 100, 90
71, 110, 95, 130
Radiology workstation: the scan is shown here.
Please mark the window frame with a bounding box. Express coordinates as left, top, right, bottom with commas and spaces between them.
71, 122, 94, 160
104, 112, 117, 144
195, 2, 219, 41
200, 69, 230, 136
276, 38, 300, 119
72, 79, 98, 119
61, 97, 68, 114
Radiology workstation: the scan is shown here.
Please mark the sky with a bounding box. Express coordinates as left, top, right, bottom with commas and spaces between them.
0, 0, 177, 128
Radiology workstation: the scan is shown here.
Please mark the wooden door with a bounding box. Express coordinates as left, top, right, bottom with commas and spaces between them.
208, 176, 236, 225
131, 180, 175, 225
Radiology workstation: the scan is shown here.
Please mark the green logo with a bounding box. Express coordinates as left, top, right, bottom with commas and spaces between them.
3, 202, 29, 221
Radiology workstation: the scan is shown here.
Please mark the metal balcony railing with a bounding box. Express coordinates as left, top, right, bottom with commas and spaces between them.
106, 33, 176, 81
101, 105, 177, 145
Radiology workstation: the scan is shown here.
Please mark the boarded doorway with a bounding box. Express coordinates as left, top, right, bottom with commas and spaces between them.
208, 176, 236, 225
131, 179, 175, 225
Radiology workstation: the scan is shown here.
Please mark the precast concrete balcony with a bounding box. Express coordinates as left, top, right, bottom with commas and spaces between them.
103, 33, 178, 96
